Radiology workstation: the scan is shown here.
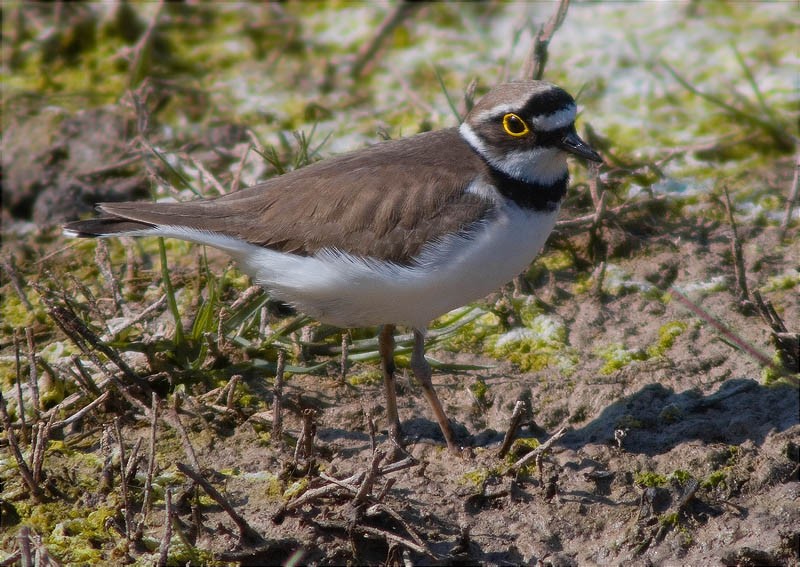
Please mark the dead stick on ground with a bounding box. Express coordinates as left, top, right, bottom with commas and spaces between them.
163, 407, 201, 472
0, 255, 33, 311
125, 437, 143, 486
277, 472, 366, 522
294, 408, 317, 465
669, 286, 797, 382
25, 327, 40, 413
226, 374, 240, 412
354, 525, 432, 558
353, 450, 385, 505
779, 151, 800, 241
115, 418, 134, 538
497, 400, 526, 458
71, 355, 102, 396
31, 413, 54, 484
753, 290, 798, 372
522, 0, 570, 80
272, 351, 286, 442
277, 457, 418, 521
365, 407, 377, 454
556, 195, 667, 231
366, 501, 430, 553
722, 186, 751, 304
340, 332, 350, 383
14, 331, 28, 444
50, 391, 110, 430
318, 472, 363, 495
0, 392, 43, 502
37, 291, 147, 391
141, 392, 159, 517
96, 239, 125, 316
157, 487, 173, 567
18, 526, 32, 567
511, 426, 568, 473
176, 463, 263, 543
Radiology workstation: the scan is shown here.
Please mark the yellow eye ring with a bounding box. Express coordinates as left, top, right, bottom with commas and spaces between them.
502, 113, 530, 137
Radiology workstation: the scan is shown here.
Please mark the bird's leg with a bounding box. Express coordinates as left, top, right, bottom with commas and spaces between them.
410, 328, 460, 453
378, 324, 402, 448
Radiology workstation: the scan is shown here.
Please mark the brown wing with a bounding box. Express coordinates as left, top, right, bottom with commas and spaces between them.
91, 128, 495, 264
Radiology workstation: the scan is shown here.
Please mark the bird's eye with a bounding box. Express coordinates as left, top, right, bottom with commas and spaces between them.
502, 113, 530, 137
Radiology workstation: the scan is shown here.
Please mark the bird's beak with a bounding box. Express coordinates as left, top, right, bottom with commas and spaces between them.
558, 128, 602, 163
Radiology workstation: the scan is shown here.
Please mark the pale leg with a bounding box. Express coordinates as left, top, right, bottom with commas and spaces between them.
410, 328, 460, 453
378, 324, 402, 446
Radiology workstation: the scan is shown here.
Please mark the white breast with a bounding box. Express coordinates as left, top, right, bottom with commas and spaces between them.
245, 210, 557, 330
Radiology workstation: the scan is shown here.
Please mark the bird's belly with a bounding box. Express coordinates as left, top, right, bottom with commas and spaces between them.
240, 206, 559, 328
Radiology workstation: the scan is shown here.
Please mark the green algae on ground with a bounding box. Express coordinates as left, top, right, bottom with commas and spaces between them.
440, 308, 504, 353
646, 321, 688, 358
634, 471, 668, 488
668, 469, 694, 486
702, 470, 728, 490
763, 269, 800, 292
503, 437, 541, 477
598, 321, 687, 375
597, 343, 648, 375
469, 377, 492, 408
347, 368, 382, 386
486, 299, 578, 374
5, 502, 122, 565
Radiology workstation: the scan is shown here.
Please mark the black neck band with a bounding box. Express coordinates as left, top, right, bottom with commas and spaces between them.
488, 167, 568, 212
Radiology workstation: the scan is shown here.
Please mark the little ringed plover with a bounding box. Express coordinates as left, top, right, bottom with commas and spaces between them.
65, 80, 602, 454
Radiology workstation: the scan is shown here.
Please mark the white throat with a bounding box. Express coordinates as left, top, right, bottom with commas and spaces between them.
459, 122, 568, 185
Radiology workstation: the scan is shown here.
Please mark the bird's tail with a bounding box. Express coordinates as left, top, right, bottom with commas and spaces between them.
63, 201, 210, 238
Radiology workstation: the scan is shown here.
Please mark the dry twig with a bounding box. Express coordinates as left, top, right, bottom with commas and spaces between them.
780, 152, 800, 240
753, 290, 799, 374
340, 332, 350, 383
669, 286, 797, 382
176, 463, 263, 544
272, 351, 286, 442
115, 418, 134, 538
163, 407, 201, 472
14, 331, 28, 444
95, 239, 126, 316
275, 455, 417, 522
25, 327, 40, 414
141, 392, 160, 518
722, 187, 751, 305
510, 426, 568, 475
0, 391, 43, 501
522, 0, 570, 80
0, 255, 33, 310
157, 487, 173, 567
497, 400, 526, 458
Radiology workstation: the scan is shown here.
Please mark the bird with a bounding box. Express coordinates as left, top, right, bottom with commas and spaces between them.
64, 80, 602, 454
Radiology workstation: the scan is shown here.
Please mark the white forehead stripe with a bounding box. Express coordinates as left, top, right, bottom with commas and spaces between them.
529, 105, 576, 131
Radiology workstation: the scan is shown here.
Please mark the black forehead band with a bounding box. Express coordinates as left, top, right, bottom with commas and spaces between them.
519, 88, 575, 118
